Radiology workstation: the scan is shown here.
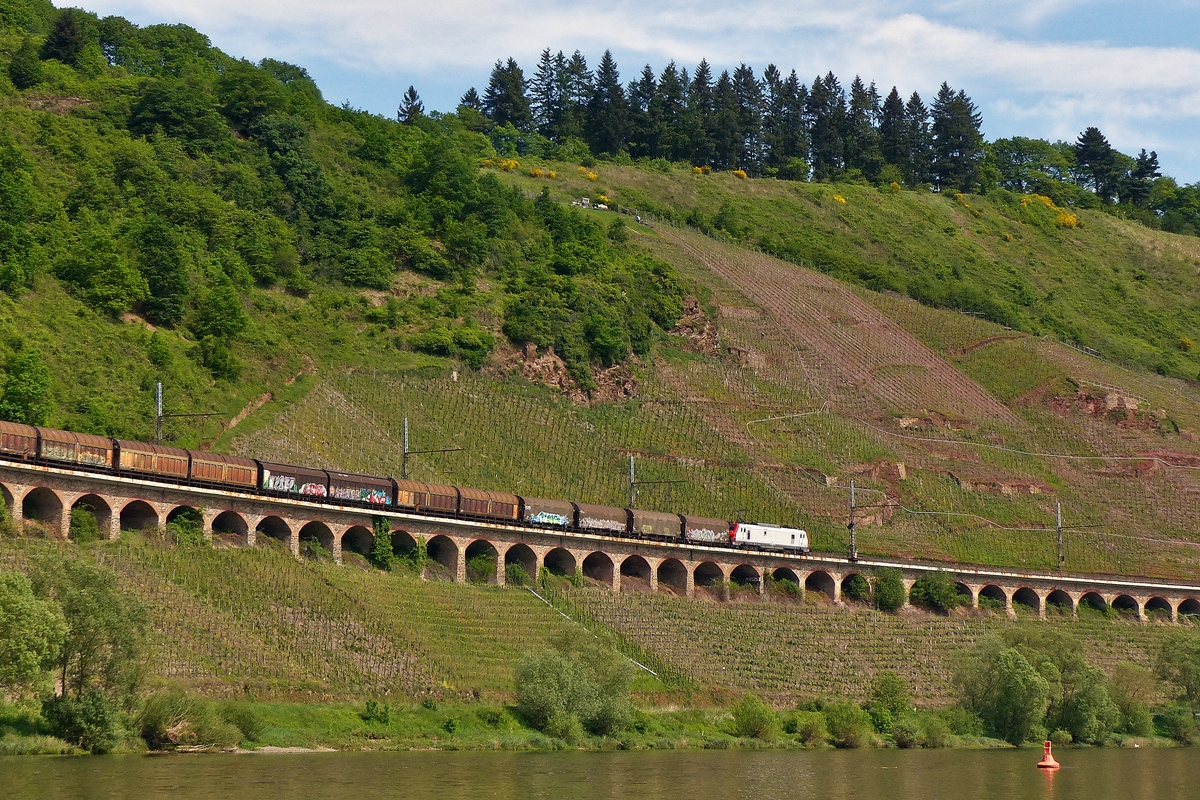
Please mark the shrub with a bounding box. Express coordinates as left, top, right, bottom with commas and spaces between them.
1159, 706, 1197, 744
477, 706, 505, 726
69, 508, 100, 544
218, 701, 263, 741
824, 702, 874, 748
870, 671, 910, 721
909, 572, 964, 613
790, 711, 828, 746
921, 714, 951, 748
732, 694, 778, 739
362, 699, 391, 724
1050, 728, 1072, 747
505, 563, 530, 587
466, 552, 496, 584
873, 568, 906, 612
842, 573, 870, 602
514, 630, 633, 737
43, 689, 121, 754
137, 689, 241, 750
891, 716, 923, 748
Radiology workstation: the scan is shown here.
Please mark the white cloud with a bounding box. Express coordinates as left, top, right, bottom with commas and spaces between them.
80, 1, 1200, 179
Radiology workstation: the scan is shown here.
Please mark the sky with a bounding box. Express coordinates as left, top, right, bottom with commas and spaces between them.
79, 0, 1200, 182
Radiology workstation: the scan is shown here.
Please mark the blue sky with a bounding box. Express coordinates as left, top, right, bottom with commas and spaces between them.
81, 1, 1200, 182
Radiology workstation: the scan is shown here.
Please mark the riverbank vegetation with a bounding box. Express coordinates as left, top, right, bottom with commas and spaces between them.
2, 534, 1199, 755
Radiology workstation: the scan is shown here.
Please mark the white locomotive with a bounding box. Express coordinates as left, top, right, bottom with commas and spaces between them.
731, 522, 810, 553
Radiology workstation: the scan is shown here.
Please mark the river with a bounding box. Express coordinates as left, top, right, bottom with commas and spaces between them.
2, 748, 1196, 799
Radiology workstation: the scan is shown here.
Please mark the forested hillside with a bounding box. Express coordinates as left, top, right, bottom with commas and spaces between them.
5, 2, 1200, 582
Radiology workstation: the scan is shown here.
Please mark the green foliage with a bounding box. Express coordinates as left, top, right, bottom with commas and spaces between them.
137, 688, 242, 750
890, 715, 923, 748
361, 698, 391, 724
30, 552, 147, 701
1157, 630, 1200, 708
505, 562, 530, 587
514, 629, 633, 737
0, 571, 67, 695
166, 507, 206, 547
42, 688, 120, 754
1158, 705, 1197, 744
218, 700, 264, 741
0, 349, 51, 425
40, 7, 94, 66
368, 518, 395, 570
731, 693, 778, 739
909, 571, 965, 614
872, 568, 905, 612
787, 710, 828, 745
69, 507, 100, 544
869, 671, 910, 730
841, 573, 870, 602
955, 638, 1051, 744
8, 36, 43, 89
466, 552, 496, 584
823, 702, 874, 748
1109, 661, 1156, 736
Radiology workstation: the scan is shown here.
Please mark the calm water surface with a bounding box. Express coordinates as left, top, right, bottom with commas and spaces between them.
2, 748, 1197, 800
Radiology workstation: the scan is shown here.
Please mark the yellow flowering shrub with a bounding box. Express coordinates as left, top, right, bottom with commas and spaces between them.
547, 170, 557, 179
529, 167, 545, 178
586, 171, 598, 181
889, 181, 902, 193
596, 194, 610, 204
1180, 337, 1195, 352
1020, 194, 1080, 228
498, 159, 520, 171
578, 166, 588, 174
833, 195, 846, 204
1002, 232, 1014, 241
479, 159, 494, 168
693, 166, 704, 175
732, 169, 747, 180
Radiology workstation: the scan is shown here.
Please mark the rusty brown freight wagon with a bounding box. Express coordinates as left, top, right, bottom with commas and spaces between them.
458, 488, 519, 520
116, 440, 189, 480
259, 461, 329, 498
423, 483, 459, 514
0, 422, 37, 460
38, 428, 113, 469
190, 452, 257, 488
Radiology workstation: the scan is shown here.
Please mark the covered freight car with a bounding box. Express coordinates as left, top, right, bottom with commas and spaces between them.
422, 482, 459, 514
576, 503, 630, 535
328, 471, 393, 506
0, 422, 37, 460
682, 515, 731, 544
458, 488, 519, 520
260, 461, 329, 498
39, 428, 113, 469
521, 497, 574, 527
115, 440, 189, 480
631, 509, 683, 538
190, 452, 257, 488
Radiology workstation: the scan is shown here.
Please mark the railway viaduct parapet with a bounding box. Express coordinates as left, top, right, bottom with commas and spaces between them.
4, 461, 1200, 622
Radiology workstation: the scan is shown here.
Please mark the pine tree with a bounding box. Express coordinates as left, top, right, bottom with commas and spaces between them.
1074, 127, 1119, 201
651, 62, 688, 162
879, 87, 907, 177
41, 8, 93, 66
845, 76, 883, 181
554, 51, 592, 141
482, 58, 531, 129
905, 92, 931, 186
732, 64, 764, 174
930, 83, 983, 192
1123, 149, 1160, 207
8, 37, 44, 90
806, 73, 846, 181
585, 50, 628, 155
529, 49, 559, 135
626, 65, 658, 158
710, 70, 740, 171
687, 60, 715, 166
397, 85, 424, 123
459, 87, 482, 110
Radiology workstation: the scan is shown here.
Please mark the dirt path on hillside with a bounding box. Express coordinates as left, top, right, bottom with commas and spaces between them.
660, 228, 1021, 426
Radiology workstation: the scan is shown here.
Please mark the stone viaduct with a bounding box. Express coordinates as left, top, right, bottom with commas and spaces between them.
5, 460, 1200, 623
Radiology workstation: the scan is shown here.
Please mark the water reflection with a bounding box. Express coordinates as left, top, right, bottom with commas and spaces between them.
1, 748, 1196, 800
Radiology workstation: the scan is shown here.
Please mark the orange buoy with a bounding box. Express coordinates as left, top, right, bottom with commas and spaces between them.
1037, 740, 1060, 770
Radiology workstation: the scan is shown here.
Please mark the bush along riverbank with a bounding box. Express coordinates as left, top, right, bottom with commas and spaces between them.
5, 617, 1200, 755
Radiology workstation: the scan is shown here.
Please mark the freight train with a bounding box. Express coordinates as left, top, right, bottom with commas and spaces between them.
0, 421, 809, 552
